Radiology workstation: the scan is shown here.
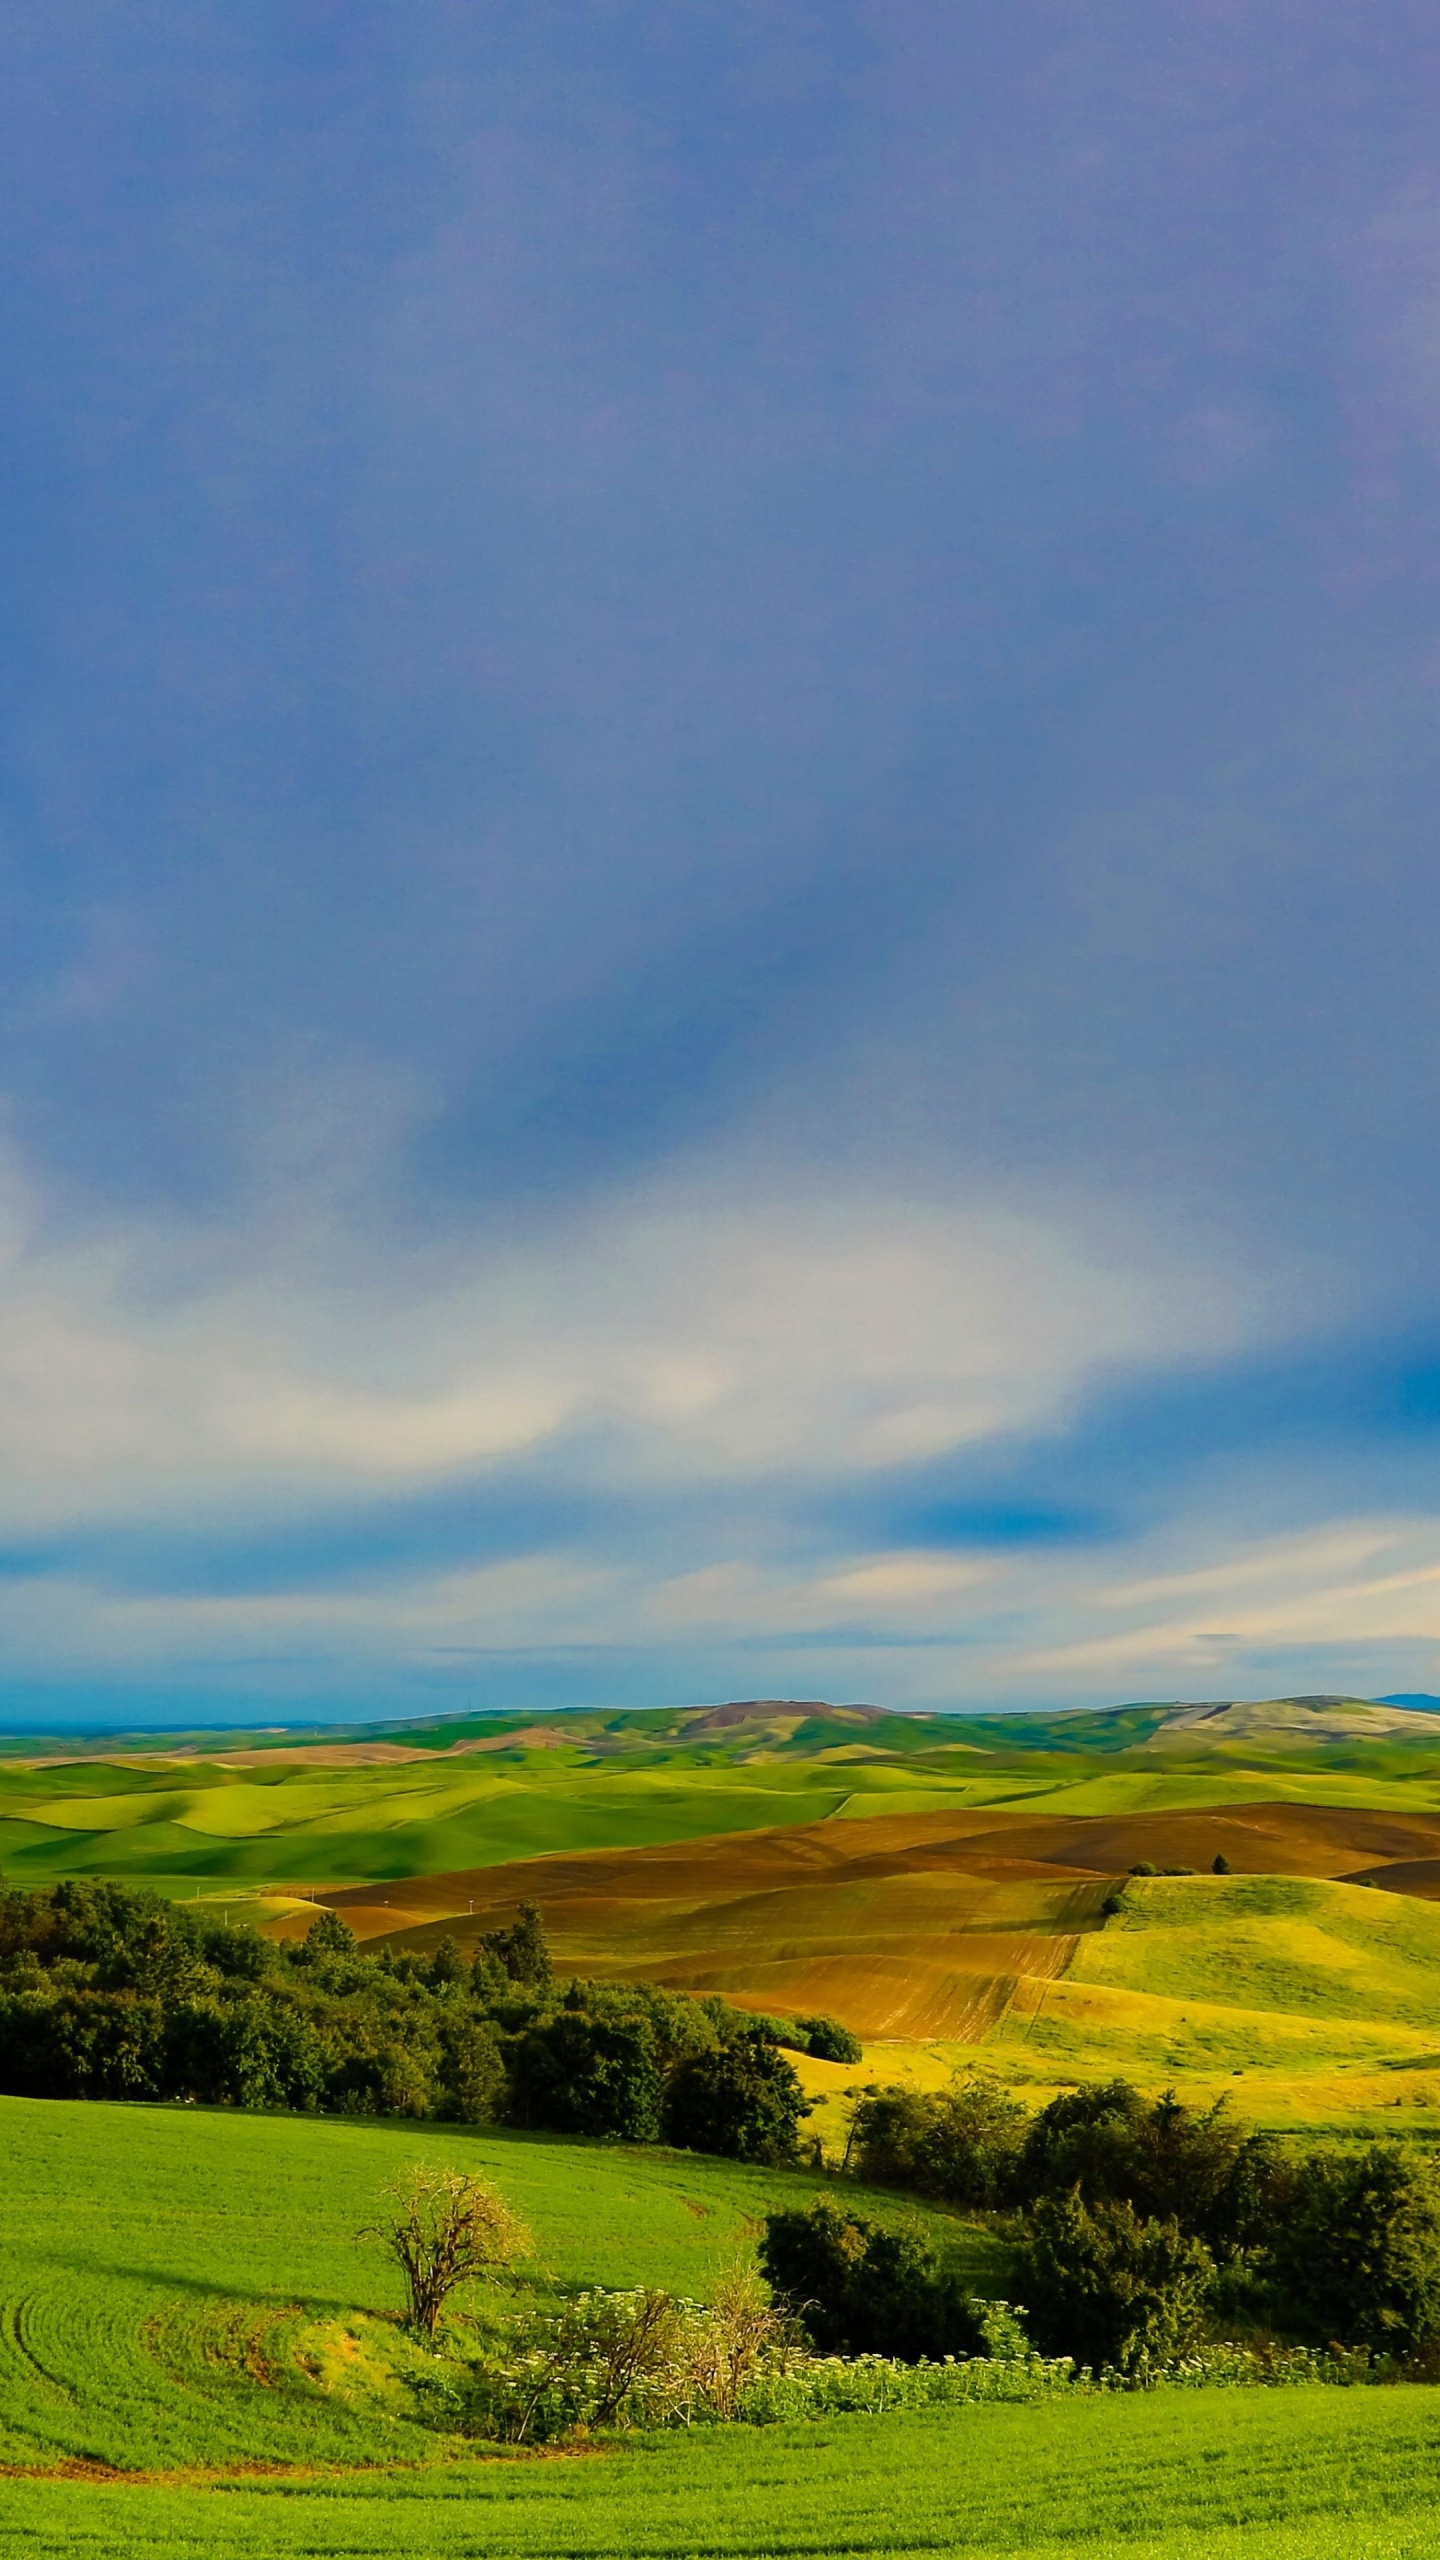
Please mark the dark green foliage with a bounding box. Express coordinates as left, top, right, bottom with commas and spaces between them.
1017, 2082, 1278, 2256
1268, 2143, 1440, 2356
664, 2028, 810, 2163
480, 1902, 551, 1988
0, 1883, 763, 2157
850, 2073, 1027, 2209
429, 1935, 467, 1986
1100, 1892, 1125, 1916
759, 2199, 991, 2361
1128, 1862, 1158, 1876
1016, 2192, 1214, 2375
298, 1907, 357, 1962
510, 2010, 663, 2140
797, 2012, 863, 2063
1212, 1854, 1231, 1874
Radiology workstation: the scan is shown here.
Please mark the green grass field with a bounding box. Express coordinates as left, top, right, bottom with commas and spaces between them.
4, 2386, 1440, 2556
0, 2095, 1439, 2554
0, 2096, 1004, 2474
11, 1693, 1440, 1889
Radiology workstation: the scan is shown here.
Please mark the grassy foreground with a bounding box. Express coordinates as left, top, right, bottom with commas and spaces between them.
3, 2391, 1440, 2557
1, 2097, 1439, 2554
0, 2097, 1003, 2473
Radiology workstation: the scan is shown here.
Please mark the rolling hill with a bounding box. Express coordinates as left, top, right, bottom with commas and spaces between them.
8, 1693, 1440, 2127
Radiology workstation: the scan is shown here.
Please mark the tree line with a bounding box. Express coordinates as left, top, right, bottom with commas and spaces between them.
0, 1881, 854, 2158
834, 2069, 1440, 2371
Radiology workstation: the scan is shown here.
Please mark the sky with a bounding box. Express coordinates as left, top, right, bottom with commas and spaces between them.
5, 1, 1440, 1727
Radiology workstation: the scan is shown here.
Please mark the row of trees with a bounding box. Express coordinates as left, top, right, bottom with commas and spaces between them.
844, 2070, 1440, 2369
0, 1882, 838, 2161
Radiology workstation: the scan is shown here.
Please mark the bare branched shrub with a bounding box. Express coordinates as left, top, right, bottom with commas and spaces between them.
685, 2259, 797, 2419
360, 2166, 530, 2335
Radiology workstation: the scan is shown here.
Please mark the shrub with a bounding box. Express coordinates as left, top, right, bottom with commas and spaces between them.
664, 2028, 810, 2163
759, 2199, 994, 2362
509, 2009, 663, 2140
797, 2013, 863, 2063
361, 2166, 530, 2336
1016, 2193, 1214, 2376
849, 2072, 1028, 2208
1267, 2143, 1440, 2356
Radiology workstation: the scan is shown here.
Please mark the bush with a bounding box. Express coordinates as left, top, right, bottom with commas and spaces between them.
1267, 2143, 1440, 2356
797, 2013, 863, 2063
759, 2199, 995, 2362
849, 2072, 1027, 2208
1016, 2192, 1214, 2376
509, 2010, 663, 2141
664, 2029, 810, 2163
1017, 2081, 1279, 2255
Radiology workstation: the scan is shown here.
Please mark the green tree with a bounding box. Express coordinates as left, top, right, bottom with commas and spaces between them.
510, 2009, 663, 2140
796, 2013, 863, 2063
1269, 2143, 1440, 2356
1016, 2193, 1214, 2375
481, 1902, 551, 1988
664, 2028, 809, 2163
850, 2072, 1028, 2208
759, 2198, 992, 2361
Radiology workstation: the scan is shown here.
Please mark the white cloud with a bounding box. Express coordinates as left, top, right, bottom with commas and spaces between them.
0, 1144, 1260, 1535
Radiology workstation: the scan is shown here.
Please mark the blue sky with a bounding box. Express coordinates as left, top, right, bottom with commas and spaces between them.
4, 2, 1440, 1725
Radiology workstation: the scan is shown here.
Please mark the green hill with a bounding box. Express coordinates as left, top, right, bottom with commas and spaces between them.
0, 2095, 1437, 2557
4, 1694, 1440, 1892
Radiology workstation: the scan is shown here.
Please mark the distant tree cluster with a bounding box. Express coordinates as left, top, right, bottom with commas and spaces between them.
0, 1883, 821, 2163
843, 2067, 1440, 2372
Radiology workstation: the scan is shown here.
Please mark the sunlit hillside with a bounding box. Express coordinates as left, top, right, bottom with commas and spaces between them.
10, 1695, 1440, 2130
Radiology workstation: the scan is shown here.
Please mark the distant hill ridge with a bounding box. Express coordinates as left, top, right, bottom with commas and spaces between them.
2, 1689, 1438, 1769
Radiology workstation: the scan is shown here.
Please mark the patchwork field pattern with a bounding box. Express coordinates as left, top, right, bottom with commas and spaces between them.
13, 1696, 1440, 2124
9, 1695, 1440, 1893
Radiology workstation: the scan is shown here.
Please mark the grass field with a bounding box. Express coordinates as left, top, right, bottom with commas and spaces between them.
4, 2379, 1440, 2555
11, 1694, 1440, 1893
2, 2095, 1440, 2556
0, 2096, 1004, 2476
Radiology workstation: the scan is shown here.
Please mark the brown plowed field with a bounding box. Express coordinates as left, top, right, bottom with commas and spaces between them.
285, 1797, 1440, 2039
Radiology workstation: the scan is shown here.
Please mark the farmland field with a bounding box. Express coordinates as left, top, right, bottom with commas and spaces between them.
0, 2095, 1439, 2558
14, 1694, 1440, 2129
7, 2391, 1440, 2558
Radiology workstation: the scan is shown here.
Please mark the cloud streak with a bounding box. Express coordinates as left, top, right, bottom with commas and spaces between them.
2, 5, 1440, 1719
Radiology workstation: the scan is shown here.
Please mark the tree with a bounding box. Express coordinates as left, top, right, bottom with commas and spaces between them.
429, 1934, 466, 1986
361, 2166, 529, 2336
1018, 2079, 1145, 2205
300, 1908, 357, 1961
510, 2009, 663, 2139
759, 2198, 991, 2361
1212, 1854, 1231, 1875
481, 1902, 551, 1988
664, 2028, 809, 2163
796, 2013, 863, 2064
1268, 2143, 1440, 2356
1016, 2193, 1214, 2375
849, 2072, 1027, 2208
1015, 2081, 1277, 2256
